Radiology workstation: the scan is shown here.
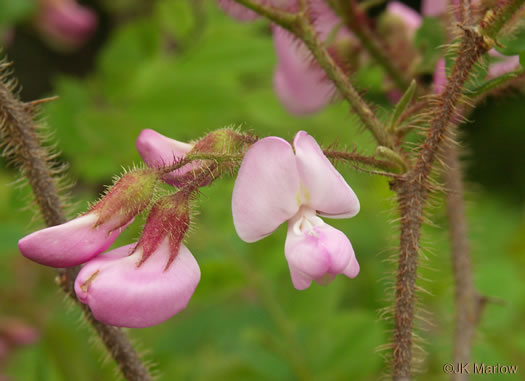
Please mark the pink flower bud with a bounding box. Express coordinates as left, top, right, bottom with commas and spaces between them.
421, 0, 447, 17
35, 0, 97, 51
136, 129, 198, 188
433, 58, 447, 94
387, 2, 422, 36
137, 128, 250, 188
74, 241, 200, 328
19, 169, 157, 268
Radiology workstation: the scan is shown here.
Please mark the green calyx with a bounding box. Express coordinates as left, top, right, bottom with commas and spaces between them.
91, 168, 159, 228
190, 128, 252, 156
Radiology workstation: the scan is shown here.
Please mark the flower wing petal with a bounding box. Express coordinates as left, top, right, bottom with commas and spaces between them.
293, 131, 359, 218
18, 213, 126, 268
232, 137, 300, 242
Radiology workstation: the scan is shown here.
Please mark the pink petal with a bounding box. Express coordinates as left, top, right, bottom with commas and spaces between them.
232, 137, 300, 242
273, 26, 335, 114
75, 241, 200, 328
343, 255, 360, 278
387, 2, 422, 36
285, 218, 357, 290
488, 50, 520, 78
217, 0, 259, 21
421, 0, 447, 17
433, 58, 447, 94
136, 129, 197, 187
18, 213, 128, 268
293, 131, 359, 218
36, 0, 97, 49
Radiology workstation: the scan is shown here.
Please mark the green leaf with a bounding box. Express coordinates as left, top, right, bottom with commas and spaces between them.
388, 79, 416, 132
469, 68, 523, 98
0, 0, 35, 26
495, 27, 525, 56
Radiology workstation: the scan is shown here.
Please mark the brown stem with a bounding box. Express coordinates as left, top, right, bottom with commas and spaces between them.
323, 149, 398, 171
442, 142, 485, 381
0, 72, 152, 381
390, 27, 489, 381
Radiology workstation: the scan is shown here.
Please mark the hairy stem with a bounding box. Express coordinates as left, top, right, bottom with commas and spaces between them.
0, 75, 152, 381
296, 16, 393, 147
391, 26, 489, 381
442, 142, 483, 381
323, 149, 398, 171
231, 0, 393, 148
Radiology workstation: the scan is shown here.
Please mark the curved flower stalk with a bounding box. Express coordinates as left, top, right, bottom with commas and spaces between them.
34, 0, 97, 51
232, 131, 360, 290
18, 169, 158, 267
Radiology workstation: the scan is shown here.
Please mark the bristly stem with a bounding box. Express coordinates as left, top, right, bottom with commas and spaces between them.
0, 72, 152, 381
442, 142, 484, 381
231, 0, 393, 148
389, 0, 525, 375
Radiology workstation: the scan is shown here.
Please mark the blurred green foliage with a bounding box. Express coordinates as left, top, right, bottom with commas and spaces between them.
1, 1, 525, 380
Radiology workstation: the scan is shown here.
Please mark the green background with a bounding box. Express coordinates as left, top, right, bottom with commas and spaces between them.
1, 1, 525, 380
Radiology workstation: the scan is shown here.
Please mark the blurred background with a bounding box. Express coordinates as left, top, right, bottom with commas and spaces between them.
1, 0, 525, 380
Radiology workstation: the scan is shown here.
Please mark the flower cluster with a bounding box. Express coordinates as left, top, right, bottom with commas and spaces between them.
18, 129, 361, 327
218, 0, 521, 111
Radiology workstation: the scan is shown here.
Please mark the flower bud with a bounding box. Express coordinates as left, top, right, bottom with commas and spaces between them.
136, 129, 199, 188
35, 0, 97, 51
74, 240, 200, 328
18, 169, 158, 268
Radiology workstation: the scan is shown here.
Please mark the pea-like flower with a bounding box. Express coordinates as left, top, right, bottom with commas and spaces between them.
232, 131, 360, 290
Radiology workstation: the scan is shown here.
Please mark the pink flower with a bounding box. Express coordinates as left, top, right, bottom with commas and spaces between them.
75, 241, 200, 328
433, 58, 447, 94
232, 131, 360, 290
272, 1, 355, 114
387, 2, 422, 36
273, 26, 337, 115
35, 0, 97, 50
421, 0, 448, 17
488, 50, 521, 78
18, 213, 130, 268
